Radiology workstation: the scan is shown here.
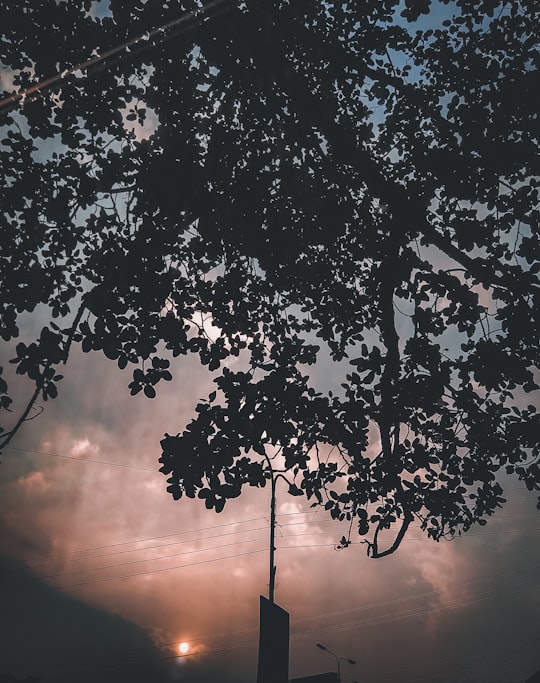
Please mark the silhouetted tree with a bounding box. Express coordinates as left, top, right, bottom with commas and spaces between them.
0, 0, 538, 556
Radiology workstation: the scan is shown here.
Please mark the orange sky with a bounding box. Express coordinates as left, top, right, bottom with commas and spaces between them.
1, 337, 539, 683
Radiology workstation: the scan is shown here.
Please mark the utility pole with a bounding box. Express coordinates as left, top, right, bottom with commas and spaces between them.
266, 459, 289, 603
269, 470, 277, 602
256, 463, 290, 683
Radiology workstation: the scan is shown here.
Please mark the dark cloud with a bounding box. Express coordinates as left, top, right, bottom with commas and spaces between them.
0, 554, 170, 683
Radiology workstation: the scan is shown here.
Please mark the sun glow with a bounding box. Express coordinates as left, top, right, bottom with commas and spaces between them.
178, 642, 189, 655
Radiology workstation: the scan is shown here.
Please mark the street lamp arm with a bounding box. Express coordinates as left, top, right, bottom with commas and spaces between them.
316, 643, 355, 682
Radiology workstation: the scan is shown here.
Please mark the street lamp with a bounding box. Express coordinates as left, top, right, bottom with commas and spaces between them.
264, 453, 298, 604
268, 469, 290, 603
316, 643, 356, 683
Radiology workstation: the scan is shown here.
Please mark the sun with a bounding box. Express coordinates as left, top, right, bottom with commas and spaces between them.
178, 642, 189, 655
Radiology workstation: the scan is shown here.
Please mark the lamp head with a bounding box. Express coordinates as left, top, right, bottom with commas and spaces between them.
316, 643, 328, 652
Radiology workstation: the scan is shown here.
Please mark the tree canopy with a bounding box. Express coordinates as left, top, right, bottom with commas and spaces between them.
1, 0, 538, 557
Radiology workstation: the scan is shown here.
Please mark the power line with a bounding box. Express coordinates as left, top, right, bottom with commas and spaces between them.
10, 540, 374, 594
3, 510, 328, 565
15, 519, 332, 570
0, 0, 237, 116
29, 533, 371, 582
5, 569, 539, 680
291, 580, 537, 642
5, 445, 536, 507
33, 534, 270, 580
5, 444, 536, 510
7, 524, 540, 595
19, 524, 270, 569
4, 444, 159, 471
9, 513, 539, 576
289, 561, 540, 628
3, 501, 538, 583
11, 547, 269, 594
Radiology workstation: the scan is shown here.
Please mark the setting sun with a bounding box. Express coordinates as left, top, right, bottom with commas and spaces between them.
178, 642, 189, 655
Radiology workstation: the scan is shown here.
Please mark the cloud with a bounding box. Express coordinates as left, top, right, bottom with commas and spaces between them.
17, 470, 51, 495
1, 325, 539, 683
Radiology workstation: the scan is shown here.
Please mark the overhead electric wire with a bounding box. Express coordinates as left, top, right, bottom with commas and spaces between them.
115, 571, 540, 662
4, 444, 538, 581
10, 541, 344, 591
4, 444, 158, 471
7, 525, 540, 596
4, 501, 539, 588
287, 560, 540, 628
292, 581, 535, 638
16, 521, 271, 569
31, 534, 362, 582
13, 540, 392, 594
17, 522, 338, 572
33, 534, 271, 580
8, 512, 539, 577
8, 561, 540, 661
0, 0, 237, 117
2, 509, 332, 567
12, 547, 270, 594
6, 574, 539, 682
4, 444, 536, 502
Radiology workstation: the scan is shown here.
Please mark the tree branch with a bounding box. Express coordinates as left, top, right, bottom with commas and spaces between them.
368, 506, 414, 558
0, 303, 86, 455
62, 301, 86, 363
265, 40, 531, 295
378, 252, 401, 461
0, 370, 48, 453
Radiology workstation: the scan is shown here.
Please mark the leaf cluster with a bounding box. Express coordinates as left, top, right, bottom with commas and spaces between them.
1, 0, 538, 554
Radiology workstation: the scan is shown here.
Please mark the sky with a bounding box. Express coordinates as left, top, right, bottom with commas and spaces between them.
1, 2, 539, 683
1, 329, 539, 683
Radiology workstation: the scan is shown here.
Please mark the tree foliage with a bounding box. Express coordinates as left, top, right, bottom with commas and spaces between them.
0, 0, 538, 556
